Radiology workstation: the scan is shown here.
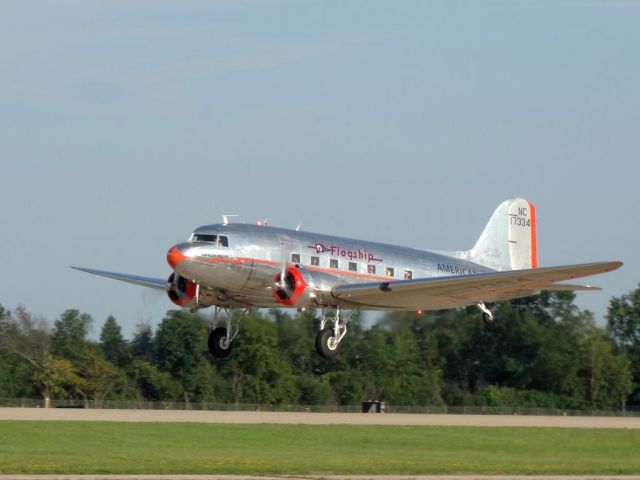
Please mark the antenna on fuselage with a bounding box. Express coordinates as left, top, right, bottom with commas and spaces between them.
221, 214, 239, 225
257, 218, 270, 226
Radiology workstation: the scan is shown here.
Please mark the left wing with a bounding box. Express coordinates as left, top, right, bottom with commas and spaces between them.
70, 266, 167, 290
331, 261, 622, 310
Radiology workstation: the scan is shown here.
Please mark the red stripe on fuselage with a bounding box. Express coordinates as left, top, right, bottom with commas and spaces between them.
528, 201, 538, 269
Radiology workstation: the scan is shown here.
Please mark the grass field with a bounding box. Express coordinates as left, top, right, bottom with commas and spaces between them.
1, 421, 639, 475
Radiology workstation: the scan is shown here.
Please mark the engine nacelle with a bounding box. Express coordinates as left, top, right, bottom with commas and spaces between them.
167, 272, 197, 308
273, 266, 340, 307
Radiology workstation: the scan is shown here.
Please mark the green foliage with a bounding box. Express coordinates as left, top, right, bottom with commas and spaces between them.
100, 316, 128, 367
32, 355, 85, 400
127, 359, 182, 401
131, 322, 154, 361
77, 348, 124, 402
0, 306, 53, 400
482, 385, 587, 410
154, 310, 211, 403
0, 287, 638, 409
608, 285, 640, 405
580, 327, 632, 410
217, 314, 297, 404
51, 309, 92, 363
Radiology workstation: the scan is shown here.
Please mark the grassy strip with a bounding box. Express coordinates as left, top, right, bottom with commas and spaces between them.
0, 421, 639, 474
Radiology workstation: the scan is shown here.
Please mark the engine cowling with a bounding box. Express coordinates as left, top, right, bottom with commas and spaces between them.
167, 272, 197, 308
273, 266, 340, 307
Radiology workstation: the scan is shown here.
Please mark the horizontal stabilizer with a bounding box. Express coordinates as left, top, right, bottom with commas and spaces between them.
70, 266, 167, 290
542, 283, 601, 292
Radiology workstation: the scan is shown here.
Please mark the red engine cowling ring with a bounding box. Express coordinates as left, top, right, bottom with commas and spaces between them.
273, 266, 309, 306
167, 272, 197, 307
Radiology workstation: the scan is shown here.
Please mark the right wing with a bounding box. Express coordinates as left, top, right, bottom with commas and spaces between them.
70, 266, 167, 290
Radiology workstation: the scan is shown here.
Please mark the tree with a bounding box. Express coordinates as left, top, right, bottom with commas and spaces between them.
78, 348, 123, 404
218, 313, 297, 405
32, 355, 85, 403
0, 305, 51, 372
100, 316, 128, 367
51, 309, 92, 363
580, 327, 632, 410
0, 305, 54, 404
154, 310, 212, 404
131, 322, 154, 362
607, 286, 640, 405
127, 359, 182, 402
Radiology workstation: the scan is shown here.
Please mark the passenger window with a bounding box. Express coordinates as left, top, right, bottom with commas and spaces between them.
349, 262, 357, 272
386, 267, 394, 277
218, 236, 229, 247
291, 253, 301, 263
311, 256, 319, 266
367, 265, 376, 274
330, 259, 339, 269
404, 270, 413, 280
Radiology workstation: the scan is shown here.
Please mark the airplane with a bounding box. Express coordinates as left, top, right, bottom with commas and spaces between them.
72, 198, 622, 359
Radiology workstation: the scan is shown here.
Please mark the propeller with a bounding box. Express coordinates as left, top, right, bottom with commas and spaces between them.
275, 234, 293, 291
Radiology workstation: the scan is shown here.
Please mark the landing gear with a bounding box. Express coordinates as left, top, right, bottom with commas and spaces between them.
208, 327, 233, 358
207, 306, 242, 358
315, 306, 356, 359
316, 328, 340, 358
476, 302, 494, 323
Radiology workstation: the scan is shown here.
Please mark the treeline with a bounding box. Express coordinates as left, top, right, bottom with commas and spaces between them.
1, 287, 639, 410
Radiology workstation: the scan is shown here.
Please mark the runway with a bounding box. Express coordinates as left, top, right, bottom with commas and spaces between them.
2, 473, 637, 479
1, 407, 639, 428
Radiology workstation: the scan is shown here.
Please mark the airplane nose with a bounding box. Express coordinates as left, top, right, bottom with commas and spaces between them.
167, 246, 187, 269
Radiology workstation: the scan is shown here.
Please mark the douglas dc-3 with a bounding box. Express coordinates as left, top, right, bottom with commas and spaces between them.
73, 198, 621, 359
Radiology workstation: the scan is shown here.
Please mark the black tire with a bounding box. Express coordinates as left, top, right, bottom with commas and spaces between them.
315, 327, 341, 359
208, 327, 233, 358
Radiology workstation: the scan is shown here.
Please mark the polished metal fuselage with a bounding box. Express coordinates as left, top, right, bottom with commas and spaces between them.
170, 223, 495, 311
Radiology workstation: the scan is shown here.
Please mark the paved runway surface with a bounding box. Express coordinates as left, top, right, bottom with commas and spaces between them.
1, 407, 639, 428
2, 476, 640, 480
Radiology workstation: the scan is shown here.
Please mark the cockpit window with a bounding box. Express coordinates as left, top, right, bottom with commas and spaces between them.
191, 234, 229, 247
192, 234, 216, 243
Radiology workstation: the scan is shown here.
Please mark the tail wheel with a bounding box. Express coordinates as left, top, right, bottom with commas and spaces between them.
208, 327, 233, 358
316, 327, 341, 359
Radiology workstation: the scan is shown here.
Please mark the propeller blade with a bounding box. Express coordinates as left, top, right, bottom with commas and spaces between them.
277, 234, 292, 289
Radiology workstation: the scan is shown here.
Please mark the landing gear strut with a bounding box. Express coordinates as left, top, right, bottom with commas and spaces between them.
476, 302, 494, 323
207, 306, 242, 358
315, 306, 356, 359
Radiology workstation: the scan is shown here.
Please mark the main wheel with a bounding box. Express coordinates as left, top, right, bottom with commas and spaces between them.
208, 327, 233, 358
315, 327, 341, 359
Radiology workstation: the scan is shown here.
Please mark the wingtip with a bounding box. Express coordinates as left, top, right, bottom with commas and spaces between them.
606, 261, 624, 272
70, 266, 90, 273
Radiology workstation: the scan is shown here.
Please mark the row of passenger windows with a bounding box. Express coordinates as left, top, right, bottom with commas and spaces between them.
290, 253, 413, 279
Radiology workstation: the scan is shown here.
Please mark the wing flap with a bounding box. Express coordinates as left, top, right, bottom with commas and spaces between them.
71, 266, 168, 290
332, 261, 621, 310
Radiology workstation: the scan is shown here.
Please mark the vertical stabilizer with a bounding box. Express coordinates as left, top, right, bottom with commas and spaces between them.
465, 198, 538, 271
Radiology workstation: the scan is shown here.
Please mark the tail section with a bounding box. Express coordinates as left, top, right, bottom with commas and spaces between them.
465, 198, 538, 271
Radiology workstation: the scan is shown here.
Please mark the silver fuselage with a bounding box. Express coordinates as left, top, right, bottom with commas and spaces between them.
168, 223, 494, 311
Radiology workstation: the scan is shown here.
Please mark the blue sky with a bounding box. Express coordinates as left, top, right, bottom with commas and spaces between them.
1, 0, 638, 338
